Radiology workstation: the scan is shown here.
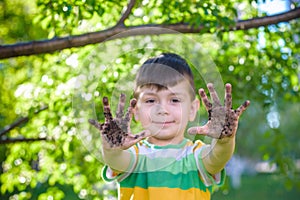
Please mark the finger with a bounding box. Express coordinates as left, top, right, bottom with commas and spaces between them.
132, 130, 151, 140
199, 88, 212, 111
235, 100, 250, 117
103, 97, 113, 122
126, 130, 151, 146
225, 83, 232, 111
187, 126, 208, 135
116, 93, 126, 119
88, 119, 103, 130
207, 83, 221, 106
124, 98, 137, 123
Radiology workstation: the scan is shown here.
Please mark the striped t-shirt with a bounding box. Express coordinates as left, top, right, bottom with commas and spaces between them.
102, 138, 225, 200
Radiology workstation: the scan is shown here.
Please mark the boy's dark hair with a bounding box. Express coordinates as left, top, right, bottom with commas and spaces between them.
134, 53, 195, 99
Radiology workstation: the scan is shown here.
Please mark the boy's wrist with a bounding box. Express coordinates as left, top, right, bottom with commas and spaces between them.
102, 147, 123, 154
217, 135, 235, 144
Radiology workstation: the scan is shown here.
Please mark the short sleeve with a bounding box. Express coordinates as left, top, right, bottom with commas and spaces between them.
194, 144, 226, 187
101, 145, 138, 182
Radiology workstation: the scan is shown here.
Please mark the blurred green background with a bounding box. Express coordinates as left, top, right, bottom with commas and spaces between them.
1, 0, 299, 199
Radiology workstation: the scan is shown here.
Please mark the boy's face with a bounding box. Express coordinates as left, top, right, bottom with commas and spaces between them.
134, 80, 199, 146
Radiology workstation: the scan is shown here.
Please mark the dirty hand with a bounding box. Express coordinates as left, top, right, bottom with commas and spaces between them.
89, 94, 150, 149
188, 83, 250, 139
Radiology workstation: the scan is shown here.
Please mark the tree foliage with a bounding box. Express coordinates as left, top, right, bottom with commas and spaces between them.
0, 0, 300, 199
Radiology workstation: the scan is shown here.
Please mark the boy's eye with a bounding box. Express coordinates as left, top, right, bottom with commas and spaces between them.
145, 99, 156, 103
171, 98, 181, 103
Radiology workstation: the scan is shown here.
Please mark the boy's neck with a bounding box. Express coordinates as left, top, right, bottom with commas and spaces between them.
146, 135, 185, 146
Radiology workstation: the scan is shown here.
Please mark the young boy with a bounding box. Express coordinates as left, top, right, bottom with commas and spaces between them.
89, 53, 250, 200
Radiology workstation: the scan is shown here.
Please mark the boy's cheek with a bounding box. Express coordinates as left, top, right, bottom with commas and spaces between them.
133, 108, 148, 122
188, 99, 200, 121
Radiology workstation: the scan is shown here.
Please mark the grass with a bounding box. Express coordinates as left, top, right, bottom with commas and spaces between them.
212, 173, 300, 200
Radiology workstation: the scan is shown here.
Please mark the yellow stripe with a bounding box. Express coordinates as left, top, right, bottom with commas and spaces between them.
193, 140, 205, 151
120, 186, 210, 200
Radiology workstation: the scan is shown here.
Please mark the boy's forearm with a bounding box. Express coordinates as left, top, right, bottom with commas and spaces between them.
202, 136, 235, 175
102, 148, 133, 173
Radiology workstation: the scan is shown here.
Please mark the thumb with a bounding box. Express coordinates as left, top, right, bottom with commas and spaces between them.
127, 130, 151, 146
187, 126, 209, 135
88, 119, 103, 131
133, 129, 151, 139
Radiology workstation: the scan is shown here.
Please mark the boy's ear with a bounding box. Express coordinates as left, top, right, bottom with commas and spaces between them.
189, 99, 200, 121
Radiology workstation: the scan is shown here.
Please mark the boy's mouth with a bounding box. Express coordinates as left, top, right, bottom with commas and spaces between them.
152, 121, 175, 125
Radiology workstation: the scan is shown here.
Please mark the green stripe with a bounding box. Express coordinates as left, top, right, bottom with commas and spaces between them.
120, 170, 211, 192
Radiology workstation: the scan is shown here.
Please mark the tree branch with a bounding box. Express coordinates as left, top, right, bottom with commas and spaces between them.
0, 105, 48, 137
0, 137, 48, 144
0, 7, 299, 59
116, 0, 136, 27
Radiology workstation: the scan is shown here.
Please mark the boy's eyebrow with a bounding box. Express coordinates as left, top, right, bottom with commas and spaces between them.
169, 92, 185, 96
140, 91, 157, 96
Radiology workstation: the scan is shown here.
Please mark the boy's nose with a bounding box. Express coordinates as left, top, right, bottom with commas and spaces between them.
156, 103, 169, 115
